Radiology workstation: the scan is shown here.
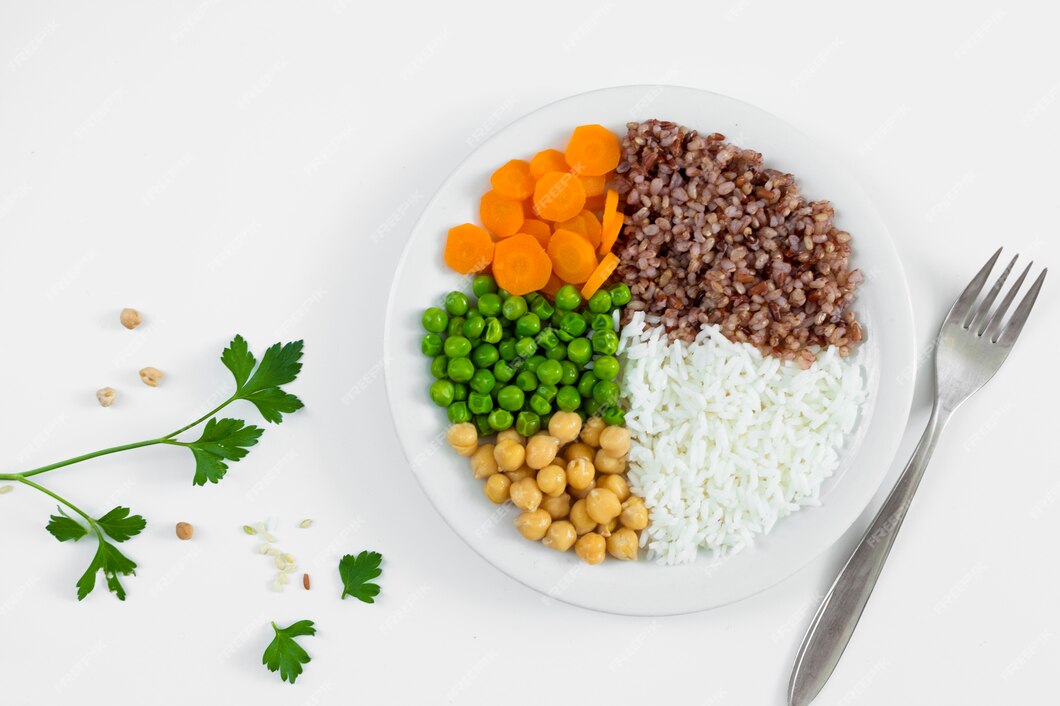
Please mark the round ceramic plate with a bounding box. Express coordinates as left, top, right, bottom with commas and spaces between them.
384, 86, 915, 616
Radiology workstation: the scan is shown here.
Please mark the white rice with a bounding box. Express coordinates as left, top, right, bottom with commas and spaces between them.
619, 311, 867, 565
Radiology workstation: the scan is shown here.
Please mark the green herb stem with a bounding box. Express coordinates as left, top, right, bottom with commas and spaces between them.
7, 439, 168, 479
15, 476, 97, 528
162, 395, 237, 440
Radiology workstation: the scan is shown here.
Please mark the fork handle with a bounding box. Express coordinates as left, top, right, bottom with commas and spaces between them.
787, 405, 950, 706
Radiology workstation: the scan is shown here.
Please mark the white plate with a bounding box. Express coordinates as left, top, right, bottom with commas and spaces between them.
384, 86, 915, 615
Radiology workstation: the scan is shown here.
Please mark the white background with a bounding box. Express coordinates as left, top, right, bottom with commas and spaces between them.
1, 1, 1057, 704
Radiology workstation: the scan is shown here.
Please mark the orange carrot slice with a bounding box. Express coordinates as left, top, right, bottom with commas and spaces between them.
492, 233, 552, 296
565, 125, 621, 176
578, 173, 608, 197
533, 172, 586, 222
547, 228, 598, 284
584, 194, 607, 212
529, 149, 568, 179
541, 273, 564, 298
490, 159, 535, 201
557, 213, 587, 237
602, 189, 618, 228
580, 253, 620, 300
599, 209, 623, 255
480, 190, 524, 238
580, 210, 602, 249
520, 219, 552, 249
445, 223, 494, 274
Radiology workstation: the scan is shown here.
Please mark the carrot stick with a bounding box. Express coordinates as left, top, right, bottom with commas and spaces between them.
580, 253, 620, 299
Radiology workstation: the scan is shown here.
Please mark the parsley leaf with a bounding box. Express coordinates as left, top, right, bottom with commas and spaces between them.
338, 551, 383, 603
263, 620, 315, 684
221, 334, 257, 388
232, 340, 305, 424
44, 505, 146, 600
184, 417, 264, 486
96, 506, 147, 542
77, 536, 137, 601
46, 508, 88, 542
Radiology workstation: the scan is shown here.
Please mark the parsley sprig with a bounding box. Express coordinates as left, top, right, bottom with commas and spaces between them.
262, 620, 316, 684
0, 335, 304, 601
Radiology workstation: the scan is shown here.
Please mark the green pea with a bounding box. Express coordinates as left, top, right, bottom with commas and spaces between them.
536, 384, 558, 402
497, 288, 512, 300
545, 342, 567, 361
550, 310, 565, 328
529, 394, 552, 416
502, 295, 528, 321
592, 379, 620, 406
470, 369, 495, 394
515, 411, 541, 437
558, 312, 586, 337
429, 379, 454, 407
609, 283, 632, 306
602, 406, 626, 426
554, 285, 582, 311
560, 361, 580, 386
444, 336, 472, 358
483, 317, 503, 343
556, 330, 574, 343
567, 338, 592, 365
556, 386, 581, 412
588, 290, 612, 313
525, 292, 542, 305
592, 329, 619, 355
515, 370, 538, 392
430, 355, 449, 379
577, 370, 597, 397
488, 408, 513, 431
592, 355, 620, 381
497, 385, 525, 412
421, 333, 443, 357
471, 343, 499, 368
536, 329, 559, 350
422, 307, 448, 333
530, 297, 555, 320
515, 337, 537, 359
453, 382, 468, 401
447, 316, 465, 338
447, 401, 470, 424
590, 313, 614, 332
447, 357, 474, 383
474, 413, 492, 436
494, 359, 516, 383
462, 315, 485, 340
445, 291, 470, 316
515, 313, 541, 337
468, 391, 493, 415
524, 354, 546, 373
497, 339, 516, 362
478, 293, 502, 317
536, 359, 563, 386
472, 274, 497, 297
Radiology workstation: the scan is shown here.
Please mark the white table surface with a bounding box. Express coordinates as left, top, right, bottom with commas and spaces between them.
1, 2, 1057, 704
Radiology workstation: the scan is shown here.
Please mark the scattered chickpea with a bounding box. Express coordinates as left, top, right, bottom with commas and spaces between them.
574, 532, 606, 564
96, 387, 117, 407
484, 474, 511, 504
563, 442, 595, 463
540, 493, 571, 520
175, 522, 194, 540
509, 477, 542, 512
119, 307, 142, 330
542, 521, 577, 552
504, 465, 535, 483
606, 527, 639, 560
525, 434, 560, 470
599, 425, 632, 456
452, 443, 477, 458
594, 449, 627, 475
586, 488, 622, 524
496, 428, 525, 445
569, 499, 596, 535
548, 411, 582, 444
580, 416, 605, 446
514, 509, 552, 541
597, 517, 617, 537
567, 479, 595, 499
139, 367, 164, 387
566, 457, 595, 490
535, 465, 566, 497
597, 474, 630, 502
470, 444, 498, 478
493, 439, 526, 472
620, 496, 649, 530
447, 423, 478, 450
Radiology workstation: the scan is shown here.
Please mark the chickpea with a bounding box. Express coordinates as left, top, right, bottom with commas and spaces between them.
566, 457, 595, 490
599, 425, 632, 456
594, 449, 627, 475
96, 387, 117, 407
620, 496, 649, 530
580, 416, 606, 446
563, 442, 595, 463
447, 423, 478, 449
606, 527, 638, 560
175, 522, 194, 540
542, 521, 577, 552
510, 477, 542, 512
597, 474, 630, 502
452, 443, 477, 458
541, 493, 571, 520
514, 509, 551, 541
505, 465, 535, 483
496, 428, 525, 445
139, 367, 164, 387
597, 517, 617, 537
484, 474, 511, 504
569, 499, 596, 535
470, 444, 498, 478
548, 411, 582, 444
493, 439, 526, 472
525, 434, 560, 470
574, 532, 606, 564
119, 307, 142, 330
536, 464, 566, 497
586, 488, 621, 524
567, 479, 595, 500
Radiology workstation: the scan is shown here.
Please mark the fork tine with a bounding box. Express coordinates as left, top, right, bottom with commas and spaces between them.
996, 268, 1047, 346
982, 261, 1032, 341
946, 248, 1002, 326
968, 254, 1017, 332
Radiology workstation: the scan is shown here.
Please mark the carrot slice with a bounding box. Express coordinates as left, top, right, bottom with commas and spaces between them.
492, 233, 552, 296
547, 228, 598, 284
599, 209, 623, 255
602, 189, 619, 228
541, 273, 564, 298
580, 253, 620, 300
584, 194, 607, 212
480, 190, 524, 238
578, 173, 608, 197
580, 210, 602, 249
445, 223, 494, 274
529, 149, 568, 179
533, 171, 586, 222
520, 219, 552, 249
557, 213, 587, 237
490, 159, 535, 201
565, 125, 621, 176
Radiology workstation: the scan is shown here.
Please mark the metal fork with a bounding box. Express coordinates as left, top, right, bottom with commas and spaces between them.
788, 248, 1047, 706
